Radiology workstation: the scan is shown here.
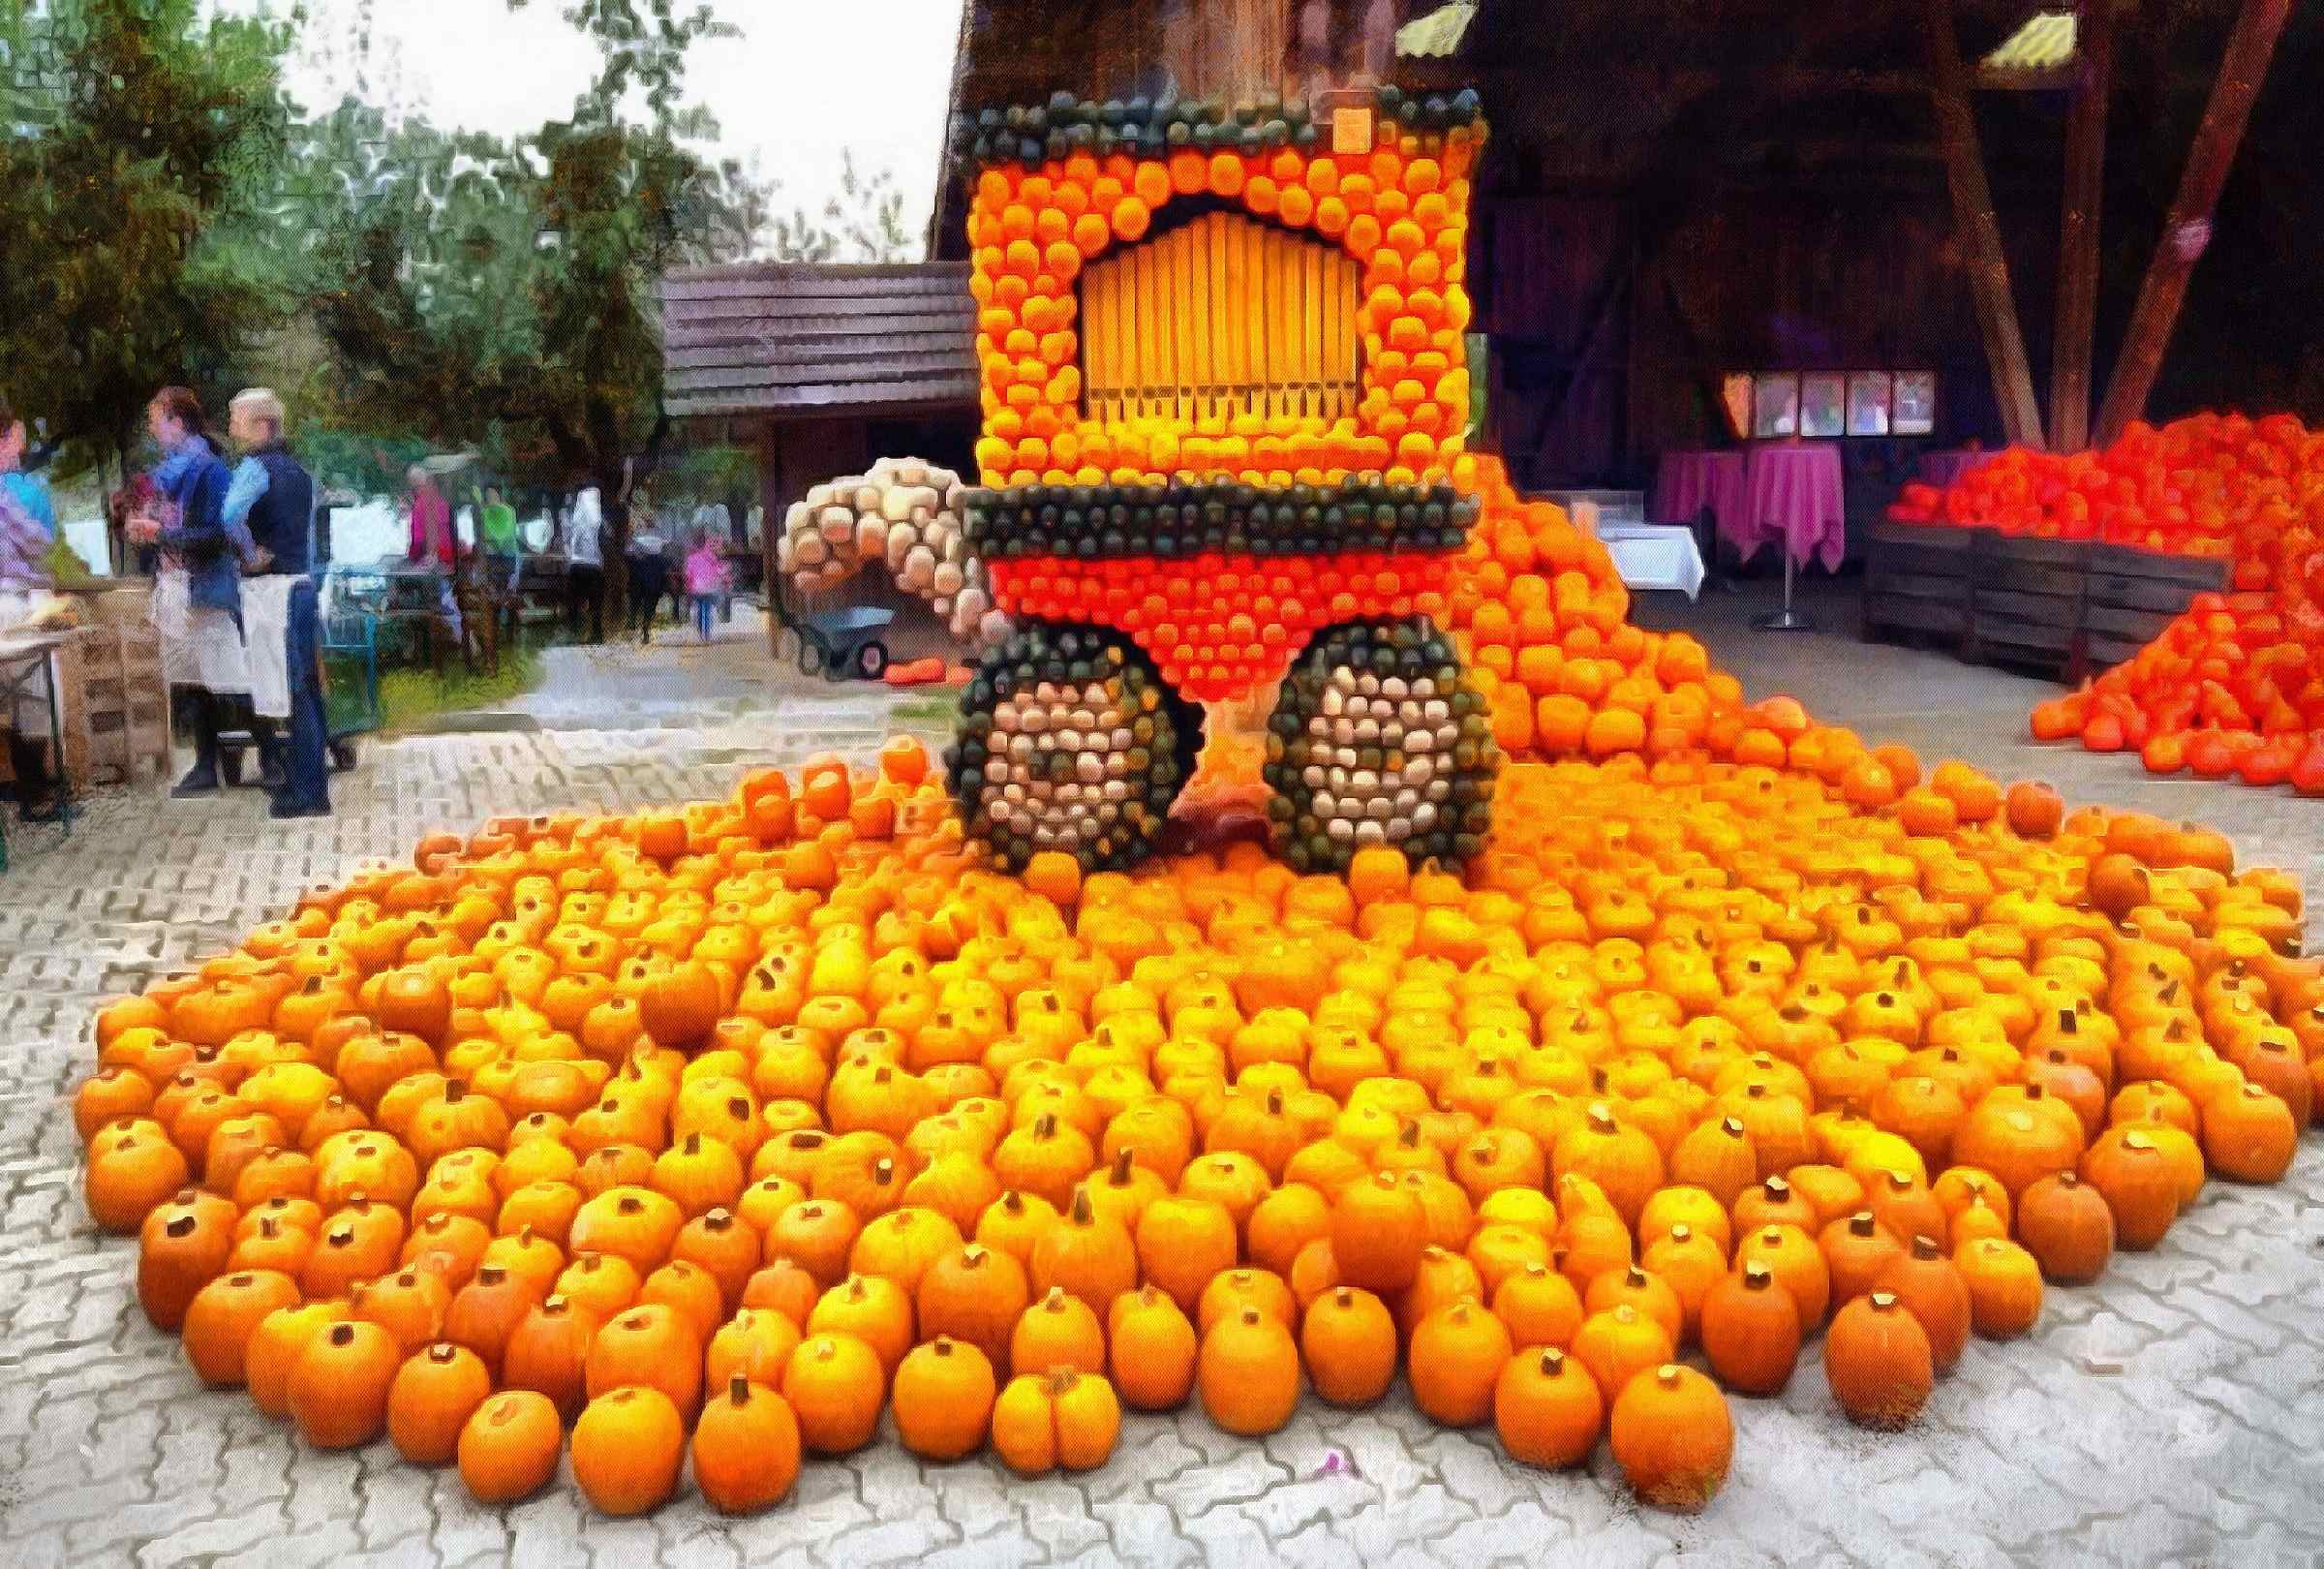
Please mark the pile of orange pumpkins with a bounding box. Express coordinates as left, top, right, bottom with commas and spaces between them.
1886, 412, 2324, 795
76, 708, 2316, 1516
1887, 412, 2321, 574
1991, 415, 2324, 793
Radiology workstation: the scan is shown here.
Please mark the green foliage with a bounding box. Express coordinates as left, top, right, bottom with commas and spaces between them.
308, 0, 751, 516
376, 640, 547, 733
0, 0, 296, 483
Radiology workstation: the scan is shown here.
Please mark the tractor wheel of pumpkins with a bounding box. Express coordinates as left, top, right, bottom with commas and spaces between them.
1264, 616, 1499, 876
947, 621, 1203, 876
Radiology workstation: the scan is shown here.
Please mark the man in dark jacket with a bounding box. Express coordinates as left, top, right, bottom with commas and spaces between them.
223, 388, 329, 818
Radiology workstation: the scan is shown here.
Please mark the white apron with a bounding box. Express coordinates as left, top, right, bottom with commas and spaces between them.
151, 569, 251, 693
239, 575, 297, 720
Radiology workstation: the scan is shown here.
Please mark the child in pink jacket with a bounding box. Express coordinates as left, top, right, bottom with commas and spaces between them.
683, 531, 730, 642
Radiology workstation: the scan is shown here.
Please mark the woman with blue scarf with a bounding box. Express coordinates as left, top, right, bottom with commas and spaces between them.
129, 386, 251, 798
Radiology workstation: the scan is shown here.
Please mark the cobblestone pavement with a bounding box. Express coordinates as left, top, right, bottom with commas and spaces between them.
2, 600, 2321, 1567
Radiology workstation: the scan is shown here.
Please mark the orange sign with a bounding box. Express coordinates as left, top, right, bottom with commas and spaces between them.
1330, 106, 1374, 155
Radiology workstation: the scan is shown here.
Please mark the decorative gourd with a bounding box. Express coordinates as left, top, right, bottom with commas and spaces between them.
570, 1385, 686, 1516
1197, 1305, 1300, 1436
1609, 1365, 1732, 1512
1824, 1292, 1934, 1430
1697, 1262, 1801, 1396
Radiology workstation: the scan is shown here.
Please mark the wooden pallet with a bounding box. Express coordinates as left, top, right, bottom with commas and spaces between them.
1967, 534, 2086, 678
53, 623, 173, 787
1861, 527, 2229, 685
1862, 521, 1976, 644
2076, 543, 2229, 676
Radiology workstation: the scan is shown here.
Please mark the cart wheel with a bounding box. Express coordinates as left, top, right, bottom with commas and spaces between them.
1264, 616, 1499, 877
853, 640, 890, 681
946, 621, 1202, 877
797, 635, 826, 678
329, 740, 358, 772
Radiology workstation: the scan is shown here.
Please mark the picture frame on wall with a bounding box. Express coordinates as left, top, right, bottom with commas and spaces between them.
1800, 373, 1846, 439
1721, 373, 1754, 442
1894, 371, 1938, 435
1751, 373, 1799, 439
1847, 372, 1893, 436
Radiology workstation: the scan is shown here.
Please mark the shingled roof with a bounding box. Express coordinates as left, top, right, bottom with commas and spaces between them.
659, 262, 979, 420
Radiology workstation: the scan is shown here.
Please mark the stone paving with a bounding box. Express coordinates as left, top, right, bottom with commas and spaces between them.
2, 594, 2321, 1566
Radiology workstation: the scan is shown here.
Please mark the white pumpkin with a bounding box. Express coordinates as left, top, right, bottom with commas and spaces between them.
900, 543, 937, 593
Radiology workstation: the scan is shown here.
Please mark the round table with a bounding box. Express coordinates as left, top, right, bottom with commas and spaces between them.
1735, 442, 1846, 631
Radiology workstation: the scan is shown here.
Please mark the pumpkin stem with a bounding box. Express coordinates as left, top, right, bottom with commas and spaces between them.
1109, 1147, 1135, 1185
1911, 1235, 1941, 1259
1034, 1113, 1057, 1138
1742, 1261, 1773, 1288
1070, 1187, 1095, 1225
1042, 1286, 1067, 1311
1539, 1347, 1564, 1375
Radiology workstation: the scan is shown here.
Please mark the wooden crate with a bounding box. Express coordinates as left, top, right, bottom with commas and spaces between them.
2075, 543, 2230, 677
1968, 534, 2085, 677
52, 623, 173, 787
1862, 522, 1976, 644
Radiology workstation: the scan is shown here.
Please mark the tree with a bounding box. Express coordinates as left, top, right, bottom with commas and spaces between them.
0, 0, 295, 502
307, 0, 757, 626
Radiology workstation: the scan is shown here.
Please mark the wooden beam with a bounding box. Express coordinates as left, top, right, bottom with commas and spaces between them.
1921, 0, 2045, 449
759, 423, 786, 661
2048, 0, 2113, 453
2094, 0, 2291, 446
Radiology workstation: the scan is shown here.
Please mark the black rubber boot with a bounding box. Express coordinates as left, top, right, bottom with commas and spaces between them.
171, 692, 223, 797
251, 716, 287, 792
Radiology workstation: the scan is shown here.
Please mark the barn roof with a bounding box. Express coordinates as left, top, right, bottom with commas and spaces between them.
658, 262, 979, 421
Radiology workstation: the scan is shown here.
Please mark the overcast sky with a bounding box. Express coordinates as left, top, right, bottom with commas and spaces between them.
213, 0, 966, 257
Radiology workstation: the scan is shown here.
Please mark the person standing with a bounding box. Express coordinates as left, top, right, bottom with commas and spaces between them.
130, 387, 247, 798
564, 482, 605, 642
221, 388, 329, 818
0, 407, 62, 819
477, 483, 522, 646
683, 529, 731, 643
405, 465, 462, 642
1, 410, 56, 542
627, 506, 668, 645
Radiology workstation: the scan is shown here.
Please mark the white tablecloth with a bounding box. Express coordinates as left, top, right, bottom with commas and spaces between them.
1596, 523, 1706, 600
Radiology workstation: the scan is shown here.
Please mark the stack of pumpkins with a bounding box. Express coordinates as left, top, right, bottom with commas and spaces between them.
74, 713, 2314, 1520
776, 459, 1008, 649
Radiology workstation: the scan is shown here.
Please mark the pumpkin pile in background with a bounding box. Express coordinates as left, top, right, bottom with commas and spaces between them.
1881, 412, 2324, 794
1886, 412, 2321, 571
76, 712, 2318, 1517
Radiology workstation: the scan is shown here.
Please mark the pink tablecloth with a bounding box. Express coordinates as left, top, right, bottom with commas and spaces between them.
1652, 449, 1749, 532
1916, 448, 1996, 490
1734, 443, 1846, 571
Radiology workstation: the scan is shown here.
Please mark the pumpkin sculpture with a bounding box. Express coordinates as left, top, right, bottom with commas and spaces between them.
948, 88, 1500, 877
